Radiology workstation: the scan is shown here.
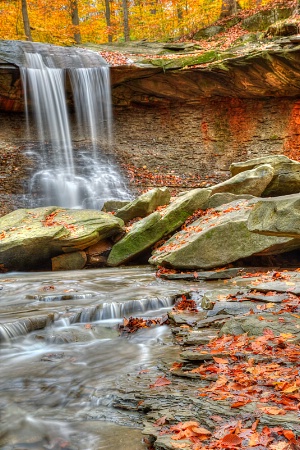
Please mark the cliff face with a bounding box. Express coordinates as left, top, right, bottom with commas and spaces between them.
1, 33, 300, 215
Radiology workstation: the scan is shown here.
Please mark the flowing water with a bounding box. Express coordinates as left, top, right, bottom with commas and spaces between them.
0, 266, 208, 450
21, 49, 131, 210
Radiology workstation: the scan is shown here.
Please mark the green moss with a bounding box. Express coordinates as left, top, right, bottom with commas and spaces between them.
140, 50, 220, 70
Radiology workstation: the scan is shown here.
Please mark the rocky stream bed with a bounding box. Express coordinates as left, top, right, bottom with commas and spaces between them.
1, 265, 300, 449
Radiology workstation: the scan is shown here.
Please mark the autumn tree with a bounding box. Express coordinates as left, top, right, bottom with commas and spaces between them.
21, 0, 33, 41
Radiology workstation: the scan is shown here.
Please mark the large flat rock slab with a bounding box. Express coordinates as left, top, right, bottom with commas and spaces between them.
149, 199, 300, 270
0, 207, 123, 271
247, 193, 300, 238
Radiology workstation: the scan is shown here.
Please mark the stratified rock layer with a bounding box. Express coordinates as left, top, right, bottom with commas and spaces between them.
247, 193, 300, 238
149, 199, 300, 269
0, 207, 124, 271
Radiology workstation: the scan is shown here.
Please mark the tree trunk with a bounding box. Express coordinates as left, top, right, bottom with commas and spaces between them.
122, 0, 130, 41
21, 0, 33, 41
219, 0, 239, 19
105, 0, 113, 43
70, 0, 81, 44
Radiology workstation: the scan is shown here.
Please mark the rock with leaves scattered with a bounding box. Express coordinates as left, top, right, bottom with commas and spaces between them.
149, 199, 300, 270
0, 207, 124, 271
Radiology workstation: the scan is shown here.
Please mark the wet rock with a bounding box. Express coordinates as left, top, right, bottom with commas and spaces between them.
159, 268, 244, 281
200, 288, 246, 309
207, 300, 277, 316
247, 193, 300, 238
0, 207, 124, 271
149, 199, 300, 270
219, 312, 300, 339
51, 251, 87, 271
115, 187, 171, 223
247, 280, 300, 295
107, 188, 211, 266
210, 164, 274, 197
0, 314, 55, 342
168, 310, 207, 327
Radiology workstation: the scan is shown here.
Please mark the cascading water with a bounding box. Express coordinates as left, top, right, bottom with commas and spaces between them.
20, 47, 132, 209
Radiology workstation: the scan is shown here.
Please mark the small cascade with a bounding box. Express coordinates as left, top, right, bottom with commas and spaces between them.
20, 45, 131, 209
68, 296, 175, 323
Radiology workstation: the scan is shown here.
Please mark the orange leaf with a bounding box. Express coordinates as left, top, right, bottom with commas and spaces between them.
259, 406, 286, 415
192, 426, 211, 436
213, 357, 229, 364
230, 400, 250, 408
170, 362, 183, 372
150, 376, 172, 388
283, 429, 295, 441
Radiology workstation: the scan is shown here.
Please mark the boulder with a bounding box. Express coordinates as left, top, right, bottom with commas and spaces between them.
115, 187, 171, 223
230, 155, 300, 196
0, 207, 124, 271
51, 251, 87, 271
247, 193, 300, 238
107, 188, 211, 266
149, 199, 300, 270
204, 192, 255, 209
230, 155, 291, 176
102, 200, 130, 213
210, 164, 274, 197
241, 7, 294, 32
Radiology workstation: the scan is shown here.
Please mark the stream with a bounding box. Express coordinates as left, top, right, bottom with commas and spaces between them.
0, 266, 212, 450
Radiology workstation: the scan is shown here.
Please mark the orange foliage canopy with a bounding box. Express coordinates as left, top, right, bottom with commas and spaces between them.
0, 0, 286, 45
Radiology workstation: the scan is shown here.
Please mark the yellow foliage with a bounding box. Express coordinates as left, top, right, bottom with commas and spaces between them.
0, 0, 292, 45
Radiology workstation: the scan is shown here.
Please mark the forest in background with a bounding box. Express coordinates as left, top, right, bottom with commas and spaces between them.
0, 0, 291, 46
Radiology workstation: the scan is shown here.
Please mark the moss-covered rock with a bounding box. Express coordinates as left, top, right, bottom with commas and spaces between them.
241, 7, 294, 32
149, 199, 300, 270
0, 207, 124, 271
115, 187, 171, 223
107, 188, 211, 266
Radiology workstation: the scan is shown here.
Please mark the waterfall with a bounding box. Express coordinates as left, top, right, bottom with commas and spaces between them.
20, 48, 131, 209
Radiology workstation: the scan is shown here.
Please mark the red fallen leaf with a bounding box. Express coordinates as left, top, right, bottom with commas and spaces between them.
283, 429, 296, 441
220, 433, 242, 447
150, 376, 172, 388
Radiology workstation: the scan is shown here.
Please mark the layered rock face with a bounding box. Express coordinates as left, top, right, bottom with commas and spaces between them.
1, 17, 300, 214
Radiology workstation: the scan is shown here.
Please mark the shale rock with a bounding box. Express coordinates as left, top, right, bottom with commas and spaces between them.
210, 164, 274, 196
115, 187, 171, 223
0, 207, 124, 271
247, 193, 300, 238
149, 199, 300, 270
51, 251, 87, 271
107, 188, 211, 266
